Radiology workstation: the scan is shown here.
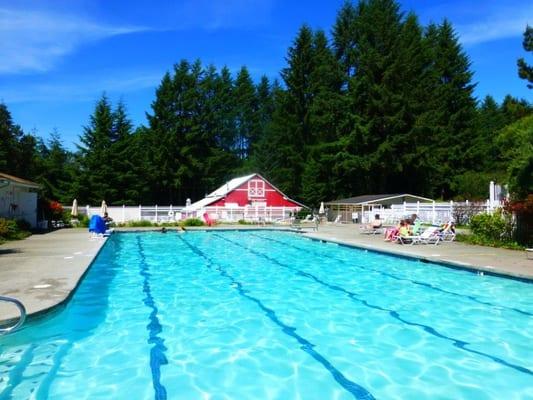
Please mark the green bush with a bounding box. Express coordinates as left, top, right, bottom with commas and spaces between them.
15, 219, 31, 232
238, 219, 252, 225
125, 220, 156, 227
456, 234, 524, 250
0, 218, 31, 242
159, 221, 180, 227
78, 214, 90, 227
181, 218, 204, 227
462, 211, 524, 249
469, 212, 512, 241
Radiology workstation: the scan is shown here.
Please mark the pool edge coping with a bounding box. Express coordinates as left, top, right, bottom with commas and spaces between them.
299, 234, 533, 283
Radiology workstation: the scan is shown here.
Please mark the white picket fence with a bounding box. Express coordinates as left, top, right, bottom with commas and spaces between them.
71, 204, 300, 223
70, 199, 500, 225
361, 200, 500, 225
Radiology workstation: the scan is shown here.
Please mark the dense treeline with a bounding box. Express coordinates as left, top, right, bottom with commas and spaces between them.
1, 0, 531, 208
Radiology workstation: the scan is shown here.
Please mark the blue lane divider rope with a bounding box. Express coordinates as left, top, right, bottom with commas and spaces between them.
250, 232, 532, 317
177, 235, 375, 400
216, 233, 532, 377
137, 236, 168, 400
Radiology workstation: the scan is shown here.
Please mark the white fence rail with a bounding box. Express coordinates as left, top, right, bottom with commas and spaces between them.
203, 206, 299, 222
361, 200, 501, 225
69, 204, 300, 223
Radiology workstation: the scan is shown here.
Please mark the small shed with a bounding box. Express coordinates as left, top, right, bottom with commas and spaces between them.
0, 172, 40, 227
325, 194, 433, 223
183, 173, 304, 221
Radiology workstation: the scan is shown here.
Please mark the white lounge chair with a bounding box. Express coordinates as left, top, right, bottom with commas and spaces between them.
398, 227, 441, 245
439, 221, 456, 242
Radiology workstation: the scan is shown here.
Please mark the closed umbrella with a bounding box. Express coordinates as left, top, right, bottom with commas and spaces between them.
71, 199, 78, 217
319, 202, 325, 215
100, 200, 107, 216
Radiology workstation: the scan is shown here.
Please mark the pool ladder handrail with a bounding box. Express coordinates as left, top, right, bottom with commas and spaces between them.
0, 295, 26, 334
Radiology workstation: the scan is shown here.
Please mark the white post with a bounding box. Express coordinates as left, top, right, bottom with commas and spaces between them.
450, 200, 453, 222
122, 204, 125, 223
139, 205, 142, 221
432, 201, 436, 225
416, 201, 420, 215
489, 181, 495, 207
403, 201, 407, 215
86, 205, 90, 217
155, 205, 158, 223
486, 199, 490, 213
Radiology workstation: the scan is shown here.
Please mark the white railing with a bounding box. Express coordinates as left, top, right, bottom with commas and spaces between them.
203, 206, 300, 222
66, 204, 300, 223
361, 200, 501, 225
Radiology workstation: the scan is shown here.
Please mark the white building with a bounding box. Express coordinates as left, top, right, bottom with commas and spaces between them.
0, 173, 40, 227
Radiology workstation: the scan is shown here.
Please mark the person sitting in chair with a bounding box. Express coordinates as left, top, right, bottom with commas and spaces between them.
364, 214, 382, 230
103, 212, 114, 228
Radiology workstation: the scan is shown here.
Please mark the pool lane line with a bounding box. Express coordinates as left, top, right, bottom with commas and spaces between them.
215, 233, 533, 377
177, 235, 375, 400
34, 341, 73, 399
249, 232, 532, 317
0, 344, 37, 400
137, 236, 168, 400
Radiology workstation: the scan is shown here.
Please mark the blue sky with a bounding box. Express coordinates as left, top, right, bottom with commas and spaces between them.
1, 0, 531, 149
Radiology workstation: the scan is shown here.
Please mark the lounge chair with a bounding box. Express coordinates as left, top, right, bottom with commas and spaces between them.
439, 221, 456, 242
397, 227, 441, 245
360, 225, 383, 235
203, 212, 214, 227
291, 217, 318, 231
360, 218, 383, 235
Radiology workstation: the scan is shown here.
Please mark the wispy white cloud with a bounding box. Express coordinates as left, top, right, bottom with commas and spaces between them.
0, 70, 164, 103
178, 0, 274, 30
0, 8, 146, 74
456, 4, 532, 45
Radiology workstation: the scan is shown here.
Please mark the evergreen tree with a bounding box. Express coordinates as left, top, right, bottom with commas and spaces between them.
35, 131, 75, 202
501, 95, 533, 124
110, 100, 139, 204
333, 0, 413, 194
517, 25, 533, 89
497, 115, 533, 199
0, 103, 25, 176
233, 66, 258, 159
422, 20, 477, 197
75, 94, 116, 204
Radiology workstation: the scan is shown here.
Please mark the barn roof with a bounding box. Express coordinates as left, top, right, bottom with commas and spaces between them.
326, 193, 433, 206
183, 173, 305, 211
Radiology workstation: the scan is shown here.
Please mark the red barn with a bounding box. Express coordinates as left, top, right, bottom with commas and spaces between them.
182, 173, 304, 222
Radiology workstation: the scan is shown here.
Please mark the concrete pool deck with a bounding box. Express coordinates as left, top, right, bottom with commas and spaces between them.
0, 229, 107, 324
1, 225, 531, 325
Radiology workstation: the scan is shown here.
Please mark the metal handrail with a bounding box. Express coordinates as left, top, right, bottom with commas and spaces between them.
0, 296, 26, 334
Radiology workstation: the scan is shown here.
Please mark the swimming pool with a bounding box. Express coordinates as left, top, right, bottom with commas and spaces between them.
0, 230, 531, 399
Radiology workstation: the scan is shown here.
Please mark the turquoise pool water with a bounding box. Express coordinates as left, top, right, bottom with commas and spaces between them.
0, 231, 532, 399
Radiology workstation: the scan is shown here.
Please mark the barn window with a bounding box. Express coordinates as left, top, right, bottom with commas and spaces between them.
248, 179, 265, 197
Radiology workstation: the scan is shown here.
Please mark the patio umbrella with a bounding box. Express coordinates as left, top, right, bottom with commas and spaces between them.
319, 202, 325, 215
100, 200, 107, 216
71, 199, 78, 217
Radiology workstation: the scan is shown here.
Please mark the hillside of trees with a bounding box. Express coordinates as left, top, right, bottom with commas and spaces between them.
1, 0, 531, 207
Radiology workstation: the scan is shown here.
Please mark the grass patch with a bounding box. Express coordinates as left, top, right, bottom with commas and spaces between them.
456, 233, 525, 251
